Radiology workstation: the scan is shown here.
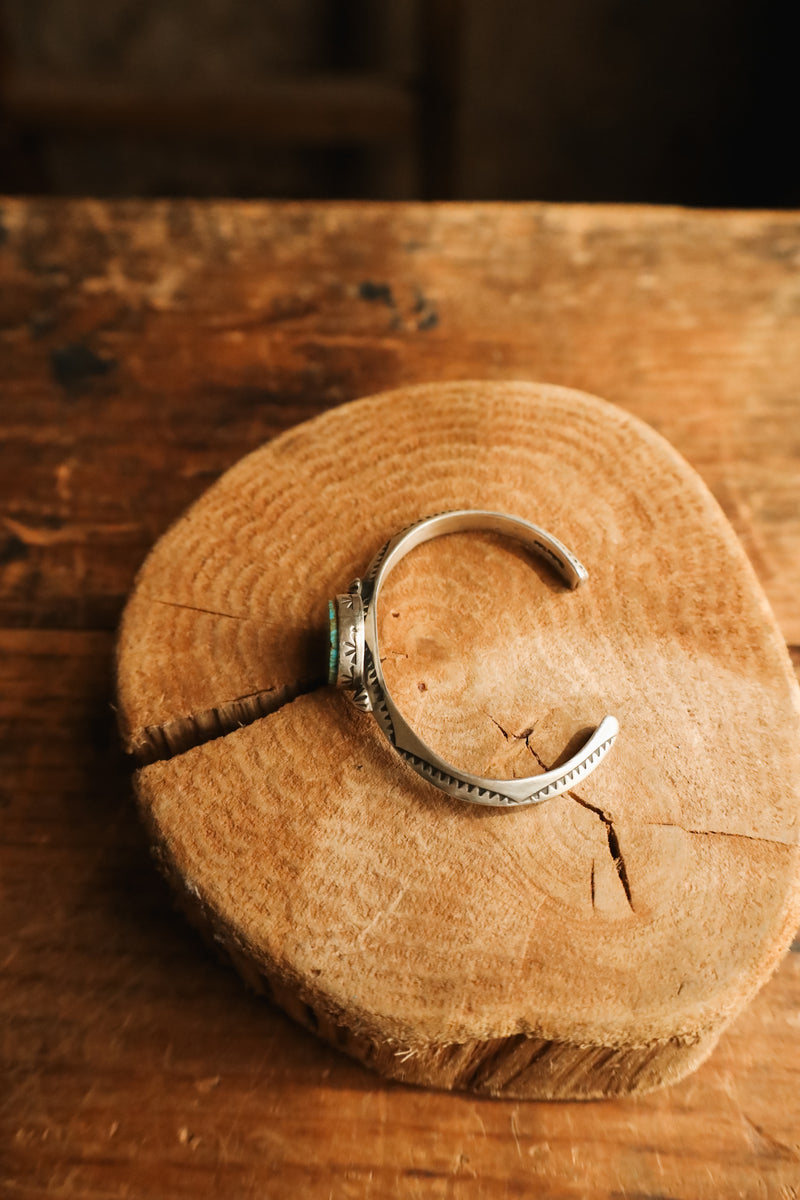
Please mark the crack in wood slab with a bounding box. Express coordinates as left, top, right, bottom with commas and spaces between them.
570, 793, 635, 912
132, 675, 325, 765
513, 725, 635, 912
645, 821, 797, 849
741, 1112, 800, 1162
604, 821, 634, 910
153, 598, 250, 621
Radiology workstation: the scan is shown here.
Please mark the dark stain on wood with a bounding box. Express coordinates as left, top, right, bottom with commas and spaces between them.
29, 310, 58, 339
413, 287, 439, 330
0, 534, 28, 566
358, 280, 395, 307
417, 307, 439, 331
50, 342, 116, 393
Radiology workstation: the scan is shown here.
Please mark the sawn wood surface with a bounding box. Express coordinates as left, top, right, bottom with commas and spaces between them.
116, 379, 800, 1102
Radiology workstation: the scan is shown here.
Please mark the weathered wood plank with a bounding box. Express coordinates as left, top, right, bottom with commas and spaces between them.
1, 200, 799, 639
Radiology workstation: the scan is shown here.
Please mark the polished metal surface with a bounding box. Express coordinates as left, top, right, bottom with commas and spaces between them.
330, 510, 618, 807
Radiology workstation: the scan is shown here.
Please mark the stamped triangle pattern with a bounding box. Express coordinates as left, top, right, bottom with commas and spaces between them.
396, 728, 618, 807
524, 732, 618, 803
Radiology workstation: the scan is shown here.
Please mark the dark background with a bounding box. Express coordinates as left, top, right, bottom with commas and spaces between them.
0, 0, 796, 206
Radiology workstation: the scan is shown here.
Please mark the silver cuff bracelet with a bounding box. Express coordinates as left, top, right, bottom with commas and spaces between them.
328, 510, 618, 807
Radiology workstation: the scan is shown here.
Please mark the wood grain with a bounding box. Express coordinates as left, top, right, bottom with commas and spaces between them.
1, 199, 799, 1194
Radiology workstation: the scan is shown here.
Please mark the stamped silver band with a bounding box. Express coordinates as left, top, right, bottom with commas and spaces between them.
328, 510, 618, 807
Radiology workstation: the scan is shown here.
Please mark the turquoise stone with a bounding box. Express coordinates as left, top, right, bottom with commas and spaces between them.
327, 599, 338, 684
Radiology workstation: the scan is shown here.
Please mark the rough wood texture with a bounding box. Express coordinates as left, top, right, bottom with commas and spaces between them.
116, 380, 800, 1099
2, 198, 800, 1194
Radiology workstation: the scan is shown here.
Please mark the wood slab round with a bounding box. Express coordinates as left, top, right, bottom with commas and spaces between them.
116, 381, 800, 1099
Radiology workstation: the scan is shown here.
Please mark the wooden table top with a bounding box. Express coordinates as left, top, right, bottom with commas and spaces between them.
1, 198, 799, 1198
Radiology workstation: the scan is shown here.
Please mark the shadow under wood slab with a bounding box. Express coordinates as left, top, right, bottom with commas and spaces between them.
115, 380, 800, 1099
